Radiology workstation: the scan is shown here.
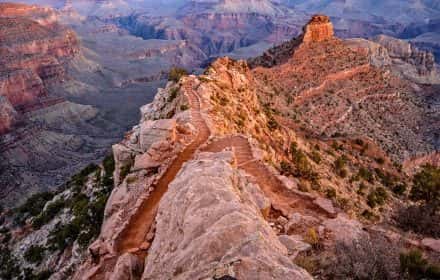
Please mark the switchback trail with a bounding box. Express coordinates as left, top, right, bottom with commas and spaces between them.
114, 80, 211, 254
202, 135, 330, 218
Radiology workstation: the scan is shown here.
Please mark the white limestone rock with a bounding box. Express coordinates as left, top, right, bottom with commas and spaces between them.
142, 151, 312, 280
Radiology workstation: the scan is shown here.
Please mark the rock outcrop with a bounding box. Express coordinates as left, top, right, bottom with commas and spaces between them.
0, 96, 18, 134
345, 35, 440, 85
301, 14, 334, 43
373, 35, 439, 84
143, 151, 312, 279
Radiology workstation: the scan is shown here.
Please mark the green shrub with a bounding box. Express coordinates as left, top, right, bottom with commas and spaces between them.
411, 165, 440, 209
32, 198, 66, 229
361, 209, 375, 220
357, 182, 368, 195
23, 269, 52, 280
331, 141, 344, 151
375, 157, 385, 165
354, 138, 364, 146
71, 163, 99, 186
24, 245, 45, 264
290, 145, 318, 180
400, 249, 440, 280
367, 187, 388, 208
180, 104, 189, 111
119, 160, 133, 182
48, 222, 81, 251
16, 192, 54, 217
168, 67, 188, 82
393, 183, 407, 196
374, 168, 397, 188
326, 188, 337, 199
102, 154, 115, 187
0, 246, 20, 279
357, 167, 374, 183
70, 193, 89, 218
334, 156, 348, 178
215, 94, 229, 106
267, 116, 279, 131
310, 150, 321, 164
280, 161, 293, 176
168, 87, 179, 102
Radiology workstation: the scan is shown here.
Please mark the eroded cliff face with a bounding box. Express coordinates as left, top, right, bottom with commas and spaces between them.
345, 35, 440, 85
0, 3, 122, 207
0, 3, 79, 134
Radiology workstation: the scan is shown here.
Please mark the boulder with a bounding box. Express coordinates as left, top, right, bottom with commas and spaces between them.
133, 153, 161, 171
323, 214, 366, 244
278, 235, 312, 257
313, 197, 336, 215
421, 238, 440, 253
139, 119, 177, 152
109, 253, 144, 280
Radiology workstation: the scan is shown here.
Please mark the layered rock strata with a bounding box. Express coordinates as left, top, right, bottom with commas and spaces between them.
301, 14, 334, 43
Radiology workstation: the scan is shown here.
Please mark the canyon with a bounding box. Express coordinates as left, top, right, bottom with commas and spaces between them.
0, 1, 439, 280
2, 1, 438, 208
71, 16, 439, 278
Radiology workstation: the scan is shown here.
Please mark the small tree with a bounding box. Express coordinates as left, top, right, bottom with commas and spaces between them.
24, 245, 45, 264
168, 67, 188, 83
411, 165, 440, 210
400, 249, 440, 280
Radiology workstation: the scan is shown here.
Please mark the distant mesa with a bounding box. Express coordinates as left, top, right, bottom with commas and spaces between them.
302, 14, 334, 43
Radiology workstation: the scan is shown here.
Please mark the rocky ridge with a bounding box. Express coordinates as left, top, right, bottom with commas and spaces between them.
1, 11, 440, 280
251, 16, 438, 162
70, 15, 439, 279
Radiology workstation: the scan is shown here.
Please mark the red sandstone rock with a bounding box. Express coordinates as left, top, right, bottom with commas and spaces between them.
0, 3, 79, 135
301, 14, 334, 43
422, 238, 440, 253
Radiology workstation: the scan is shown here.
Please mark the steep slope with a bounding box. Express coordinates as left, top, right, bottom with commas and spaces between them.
0, 3, 79, 133
0, 3, 122, 207
251, 15, 438, 162
0, 155, 116, 279
345, 35, 440, 85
